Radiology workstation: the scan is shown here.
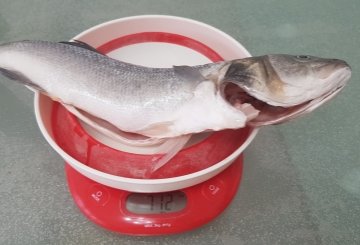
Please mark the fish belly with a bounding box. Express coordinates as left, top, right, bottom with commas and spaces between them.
137, 81, 248, 138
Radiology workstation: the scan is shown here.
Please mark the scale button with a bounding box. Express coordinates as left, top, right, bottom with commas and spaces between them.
202, 178, 225, 200
88, 184, 110, 206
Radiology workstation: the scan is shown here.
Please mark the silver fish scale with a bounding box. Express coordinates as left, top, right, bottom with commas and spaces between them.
4, 40, 207, 117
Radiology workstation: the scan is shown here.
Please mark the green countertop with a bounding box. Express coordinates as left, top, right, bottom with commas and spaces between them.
0, 1, 359, 244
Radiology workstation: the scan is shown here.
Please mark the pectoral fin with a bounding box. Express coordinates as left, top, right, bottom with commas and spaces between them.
62, 104, 165, 146
137, 121, 174, 138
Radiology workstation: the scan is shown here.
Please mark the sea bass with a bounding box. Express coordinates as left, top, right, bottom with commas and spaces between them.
0, 40, 351, 139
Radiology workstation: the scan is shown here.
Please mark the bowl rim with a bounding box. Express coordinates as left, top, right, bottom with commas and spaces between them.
71, 14, 252, 58
33, 15, 259, 187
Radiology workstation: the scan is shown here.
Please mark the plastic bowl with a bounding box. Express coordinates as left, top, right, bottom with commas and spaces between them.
34, 15, 258, 193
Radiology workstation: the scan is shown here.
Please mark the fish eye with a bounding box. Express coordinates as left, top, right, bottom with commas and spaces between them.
296, 55, 311, 60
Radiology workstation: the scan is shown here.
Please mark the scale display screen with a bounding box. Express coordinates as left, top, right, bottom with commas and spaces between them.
126, 191, 187, 214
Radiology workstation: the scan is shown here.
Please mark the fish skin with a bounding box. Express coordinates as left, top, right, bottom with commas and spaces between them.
0, 40, 351, 138
0, 40, 243, 138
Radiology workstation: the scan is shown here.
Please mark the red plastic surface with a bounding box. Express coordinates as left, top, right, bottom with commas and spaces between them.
51, 32, 252, 179
96, 32, 223, 62
65, 155, 243, 236
53, 102, 250, 178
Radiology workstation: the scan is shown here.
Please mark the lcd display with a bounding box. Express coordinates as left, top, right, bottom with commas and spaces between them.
126, 191, 187, 214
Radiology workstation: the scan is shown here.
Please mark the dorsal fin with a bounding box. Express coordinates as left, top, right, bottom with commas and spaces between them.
173, 65, 206, 82
59, 40, 104, 55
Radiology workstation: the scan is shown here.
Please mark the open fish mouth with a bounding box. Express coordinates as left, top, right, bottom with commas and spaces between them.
249, 85, 345, 127
222, 79, 348, 127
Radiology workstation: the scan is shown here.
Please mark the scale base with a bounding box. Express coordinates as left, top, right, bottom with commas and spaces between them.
65, 156, 243, 236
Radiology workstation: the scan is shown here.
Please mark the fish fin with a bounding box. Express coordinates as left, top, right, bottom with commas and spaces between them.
59, 40, 104, 54
173, 65, 206, 82
149, 134, 192, 174
137, 121, 174, 137
62, 104, 164, 146
0, 68, 44, 92
64, 103, 189, 174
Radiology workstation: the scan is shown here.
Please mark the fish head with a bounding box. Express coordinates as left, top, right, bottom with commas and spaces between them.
222, 54, 351, 126
263, 54, 351, 106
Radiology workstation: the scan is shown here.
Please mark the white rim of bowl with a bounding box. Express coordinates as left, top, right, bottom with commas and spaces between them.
72, 15, 251, 58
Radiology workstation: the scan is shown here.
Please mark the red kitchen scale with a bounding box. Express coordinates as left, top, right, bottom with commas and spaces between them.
65, 157, 243, 235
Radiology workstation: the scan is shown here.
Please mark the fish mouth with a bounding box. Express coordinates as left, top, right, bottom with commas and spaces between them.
248, 85, 345, 127
222, 79, 348, 127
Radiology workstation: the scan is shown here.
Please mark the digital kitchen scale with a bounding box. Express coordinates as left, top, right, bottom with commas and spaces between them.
65, 155, 243, 236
